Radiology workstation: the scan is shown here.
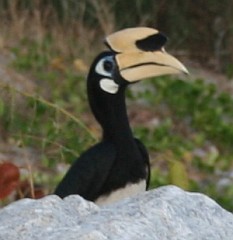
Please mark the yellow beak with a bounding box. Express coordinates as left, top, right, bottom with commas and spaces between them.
115, 49, 188, 82
105, 27, 188, 82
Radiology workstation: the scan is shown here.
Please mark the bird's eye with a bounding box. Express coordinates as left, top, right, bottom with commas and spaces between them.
103, 60, 113, 72
95, 56, 114, 77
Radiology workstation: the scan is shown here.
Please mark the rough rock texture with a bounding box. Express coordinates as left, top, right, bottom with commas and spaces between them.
0, 186, 233, 240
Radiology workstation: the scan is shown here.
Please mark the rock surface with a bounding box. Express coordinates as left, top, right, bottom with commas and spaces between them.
0, 186, 233, 240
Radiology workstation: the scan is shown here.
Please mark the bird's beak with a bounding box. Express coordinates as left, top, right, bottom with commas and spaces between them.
115, 49, 188, 82
105, 27, 188, 82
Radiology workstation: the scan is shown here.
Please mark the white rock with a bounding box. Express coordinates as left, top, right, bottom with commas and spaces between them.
0, 186, 233, 240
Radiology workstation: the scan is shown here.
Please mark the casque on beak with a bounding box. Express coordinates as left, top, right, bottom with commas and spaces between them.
105, 27, 189, 82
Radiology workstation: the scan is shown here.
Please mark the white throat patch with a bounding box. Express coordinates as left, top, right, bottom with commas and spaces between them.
100, 78, 119, 94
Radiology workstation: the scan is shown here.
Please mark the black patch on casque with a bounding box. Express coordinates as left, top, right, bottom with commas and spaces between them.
136, 32, 167, 51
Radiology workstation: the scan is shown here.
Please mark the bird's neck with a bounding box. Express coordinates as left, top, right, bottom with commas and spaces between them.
102, 90, 133, 145
89, 87, 135, 148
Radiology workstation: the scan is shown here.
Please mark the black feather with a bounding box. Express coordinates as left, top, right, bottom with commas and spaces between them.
54, 141, 116, 201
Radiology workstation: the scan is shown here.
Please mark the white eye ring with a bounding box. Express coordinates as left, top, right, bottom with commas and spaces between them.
95, 56, 114, 77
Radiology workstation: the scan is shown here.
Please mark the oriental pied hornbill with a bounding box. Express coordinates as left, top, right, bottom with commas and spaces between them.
54, 27, 188, 205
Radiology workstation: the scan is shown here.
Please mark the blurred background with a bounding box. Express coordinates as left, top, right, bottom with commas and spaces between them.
0, 0, 232, 210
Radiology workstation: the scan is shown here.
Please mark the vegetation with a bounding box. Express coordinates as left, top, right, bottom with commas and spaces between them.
0, 1, 232, 211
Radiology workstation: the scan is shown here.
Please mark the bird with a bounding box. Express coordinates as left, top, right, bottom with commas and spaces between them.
54, 27, 188, 205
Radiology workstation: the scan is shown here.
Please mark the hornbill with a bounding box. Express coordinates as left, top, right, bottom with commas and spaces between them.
54, 27, 188, 205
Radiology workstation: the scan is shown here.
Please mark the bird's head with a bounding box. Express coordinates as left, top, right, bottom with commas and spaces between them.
88, 27, 188, 95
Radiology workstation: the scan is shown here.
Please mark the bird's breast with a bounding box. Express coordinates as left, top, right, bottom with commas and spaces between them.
95, 180, 146, 206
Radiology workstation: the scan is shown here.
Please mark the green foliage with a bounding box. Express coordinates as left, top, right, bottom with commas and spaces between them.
225, 63, 233, 79
0, 67, 96, 188
11, 37, 53, 71
131, 76, 233, 211
0, 97, 5, 116
169, 159, 189, 190
135, 77, 233, 152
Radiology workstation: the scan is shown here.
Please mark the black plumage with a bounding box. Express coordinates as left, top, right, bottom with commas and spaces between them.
55, 52, 150, 203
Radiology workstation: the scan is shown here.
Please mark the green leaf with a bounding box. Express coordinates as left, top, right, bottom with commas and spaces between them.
169, 160, 189, 190
0, 98, 5, 116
